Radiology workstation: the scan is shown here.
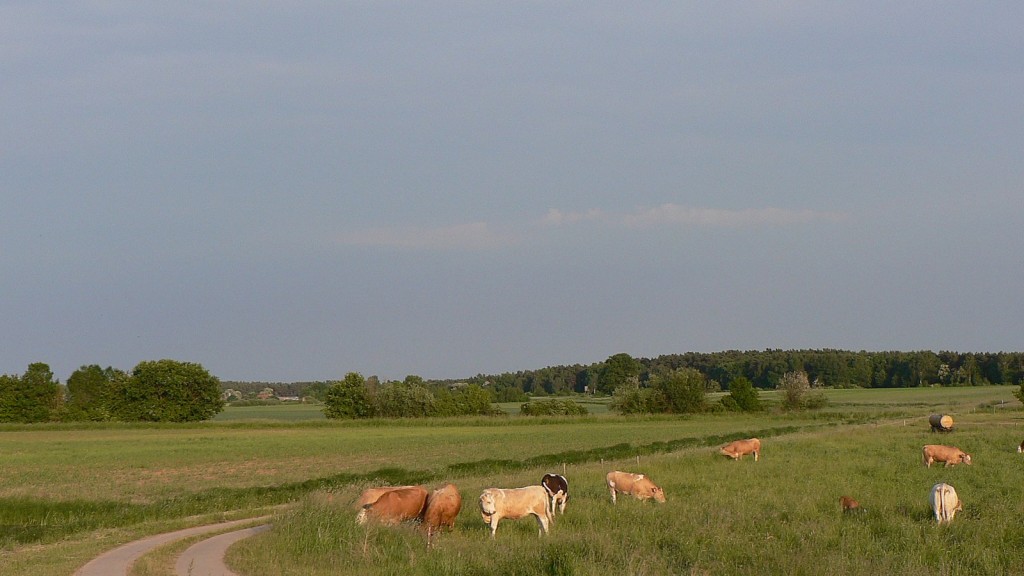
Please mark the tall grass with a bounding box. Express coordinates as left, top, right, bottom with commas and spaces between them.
228, 414, 1024, 576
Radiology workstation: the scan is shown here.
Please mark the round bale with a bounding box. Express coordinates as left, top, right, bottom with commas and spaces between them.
929, 414, 954, 433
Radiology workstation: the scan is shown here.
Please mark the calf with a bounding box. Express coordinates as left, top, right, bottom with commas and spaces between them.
719, 438, 761, 461
422, 483, 462, 547
606, 471, 666, 504
930, 483, 963, 524
479, 486, 551, 537
922, 444, 972, 468
541, 473, 569, 516
839, 495, 862, 513
357, 486, 428, 525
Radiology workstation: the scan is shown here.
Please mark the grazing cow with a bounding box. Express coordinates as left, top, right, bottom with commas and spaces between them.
839, 495, 862, 513
479, 486, 551, 537
930, 483, 963, 524
357, 486, 428, 525
719, 438, 761, 461
355, 485, 416, 509
541, 473, 569, 516
605, 471, 666, 504
922, 444, 972, 468
422, 483, 462, 546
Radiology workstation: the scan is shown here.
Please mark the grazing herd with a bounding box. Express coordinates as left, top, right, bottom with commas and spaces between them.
352, 430, 1013, 543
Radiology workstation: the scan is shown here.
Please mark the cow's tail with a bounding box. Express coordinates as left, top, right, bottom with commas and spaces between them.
936, 484, 949, 523
939, 485, 947, 522
544, 490, 554, 525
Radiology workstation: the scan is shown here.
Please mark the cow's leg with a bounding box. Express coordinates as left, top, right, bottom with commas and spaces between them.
535, 512, 549, 536
489, 516, 499, 537
609, 486, 617, 504
753, 450, 759, 462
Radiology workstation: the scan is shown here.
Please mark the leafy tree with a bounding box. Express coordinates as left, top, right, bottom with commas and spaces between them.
778, 370, 827, 411
1014, 383, 1024, 406
375, 381, 436, 417
111, 360, 223, 422
610, 385, 659, 415
323, 372, 374, 419
653, 368, 708, 414
597, 353, 641, 395
0, 363, 62, 423
724, 376, 761, 412
66, 365, 126, 421
446, 384, 499, 416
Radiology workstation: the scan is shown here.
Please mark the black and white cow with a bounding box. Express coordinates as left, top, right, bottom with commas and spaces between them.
541, 473, 569, 516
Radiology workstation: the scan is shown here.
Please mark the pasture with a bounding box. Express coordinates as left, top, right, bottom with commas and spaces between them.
0, 386, 1021, 575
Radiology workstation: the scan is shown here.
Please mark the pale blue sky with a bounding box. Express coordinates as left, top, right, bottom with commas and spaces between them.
2, 2, 1022, 382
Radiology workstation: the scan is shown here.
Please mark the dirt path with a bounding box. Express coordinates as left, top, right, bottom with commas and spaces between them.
174, 523, 271, 576
74, 516, 271, 576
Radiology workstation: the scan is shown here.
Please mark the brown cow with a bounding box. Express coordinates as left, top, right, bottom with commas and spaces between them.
422, 483, 462, 546
930, 482, 963, 524
355, 485, 416, 509
839, 495, 862, 513
1018, 440, 1024, 454
720, 438, 761, 461
922, 444, 972, 468
479, 486, 551, 537
357, 486, 428, 525
606, 471, 666, 504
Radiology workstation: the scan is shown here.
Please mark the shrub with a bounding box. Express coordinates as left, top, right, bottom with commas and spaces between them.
520, 399, 588, 416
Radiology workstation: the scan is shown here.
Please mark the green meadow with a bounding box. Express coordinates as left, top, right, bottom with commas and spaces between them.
1, 386, 1021, 575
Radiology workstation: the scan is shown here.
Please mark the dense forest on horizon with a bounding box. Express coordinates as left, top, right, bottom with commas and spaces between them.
223, 349, 1024, 401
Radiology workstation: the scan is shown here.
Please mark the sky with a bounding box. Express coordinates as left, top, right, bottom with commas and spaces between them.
2, 2, 1022, 383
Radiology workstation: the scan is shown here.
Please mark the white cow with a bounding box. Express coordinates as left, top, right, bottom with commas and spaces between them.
930, 483, 962, 524
479, 486, 552, 537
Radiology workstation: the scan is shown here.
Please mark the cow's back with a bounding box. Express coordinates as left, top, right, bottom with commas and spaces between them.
930, 483, 961, 523
365, 486, 428, 524
606, 471, 639, 492
423, 484, 462, 530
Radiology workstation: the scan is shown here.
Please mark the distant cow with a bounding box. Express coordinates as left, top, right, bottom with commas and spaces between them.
422, 483, 462, 546
922, 444, 972, 468
541, 473, 569, 516
839, 495, 862, 513
357, 486, 428, 525
1018, 440, 1024, 453
606, 471, 666, 504
720, 438, 761, 461
930, 483, 963, 524
479, 486, 551, 537
355, 485, 416, 509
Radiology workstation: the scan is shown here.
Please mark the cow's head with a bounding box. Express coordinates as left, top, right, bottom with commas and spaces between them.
479, 491, 496, 522
961, 453, 972, 465
356, 506, 369, 525
651, 485, 666, 503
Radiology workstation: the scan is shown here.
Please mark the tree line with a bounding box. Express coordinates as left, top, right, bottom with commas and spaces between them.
453, 349, 1024, 397
0, 360, 222, 423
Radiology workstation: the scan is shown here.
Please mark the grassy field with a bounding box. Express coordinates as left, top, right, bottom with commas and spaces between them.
0, 386, 1021, 575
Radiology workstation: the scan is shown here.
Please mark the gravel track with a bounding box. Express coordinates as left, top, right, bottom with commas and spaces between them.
73, 516, 271, 576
